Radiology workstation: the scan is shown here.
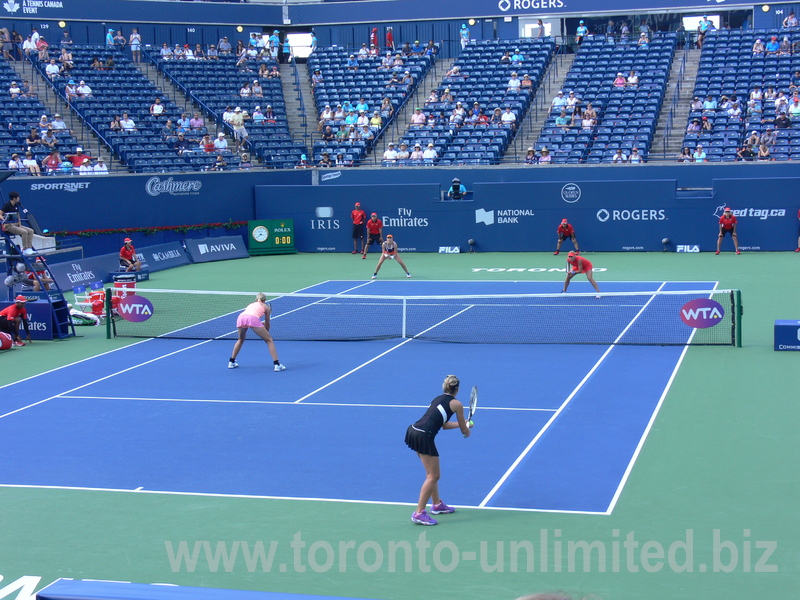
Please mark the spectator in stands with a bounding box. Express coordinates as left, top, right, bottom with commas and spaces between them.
765, 85, 777, 101
465, 109, 479, 125
499, 50, 511, 64
575, 20, 588, 45
399, 42, 412, 57
378, 52, 393, 71
757, 143, 771, 160
199, 134, 214, 153
120, 112, 137, 132
782, 11, 798, 27
747, 97, 762, 115
538, 147, 551, 163
218, 37, 232, 55
370, 111, 383, 131
190, 112, 204, 130
380, 97, 394, 118
396, 143, 410, 160
238, 153, 252, 170
744, 130, 760, 148
444, 65, 465, 80
183, 44, 196, 60
765, 36, 780, 55
511, 48, 524, 66
676, 147, 692, 162
606, 19, 616, 42
422, 142, 437, 164
629, 148, 643, 163
235, 50, 249, 71
386, 72, 401, 88
25, 128, 42, 150
8, 80, 21, 98
775, 92, 789, 113
774, 112, 791, 129
506, 72, 521, 94
382, 142, 399, 162
581, 114, 596, 130
36, 36, 49, 61
335, 153, 352, 167
251, 80, 263, 97
761, 126, 777, 147
701, 116, 713, 131
692, 145, 707, 162
318, 105, 333, 130
172, 133, 191, 155
66, 147, 90, 168
257, 63, 269, 78
43, 149, 61, 173
556, 109, 571, 131
214, 132, 229, 153
37, 114, 49, 133
501, 106, 517, 131
0, 28, 11, 61
22, 35, 35, 57
332, 104, 345, 120
59, 47, 74, 72
93, 157, 108, 175
64, 79, 78, 103
356, 111, 369, 128
611, 148, 627, 163
355, 97, 369, 113
269, 30, 280, 59
690, 96, 703, 111
41, 129, 58, 149
173, 44, 185, 60
736, 145, 755, 161
113, 30, 126, 46
626, 70, 639, 87
425, 89, 439, 104
619, 21, 630, 41
780, 36, 792, 55
686, 119, 702, 134
251, 106, 265, 125
347, 54, 359, 71
489, 107, 503, 124
178, 111, 192, 129
410, 40, 423, 56
207, 44, 218, 60
282, 38, 292, 62
583, 102, 597, 120
727, 102, 742, 120
22, 152, 41, 175
335, 126, 350, 142
613, 72, 626, 88
408, 144, 422, 163
410, 107, 426, 127
209, 154, 226, 171
311, 69, 323, 90
566, 91, 580, 110
316, 152, 333, 168
239, 82, 251, 97
267, 66, 280, 80
159, 43, 172, 59
702, 95, 717, 111
59, 30, 72, 47
638, 32, 649, 49
401, 71, 414, 87
76, 80, 92, 98
159, 118, 173, 138
150, 98, 165, 118
77, 157, 93, 175
235, 40, 245, 55
7, 153, 23, 172
45, 58, 60, 80
440, 88, 453, 102
127, 28, 142, 63
344, 110, 357, 126
752, 38, 765, 56
552, 90, 567, 108
520, 74, 533, 93
524, 148, 537, 165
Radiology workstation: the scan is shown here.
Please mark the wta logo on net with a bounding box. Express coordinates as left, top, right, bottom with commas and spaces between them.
680, 298, 724, 328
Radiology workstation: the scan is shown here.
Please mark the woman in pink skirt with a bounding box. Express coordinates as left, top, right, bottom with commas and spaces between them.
228, 292, 286, 372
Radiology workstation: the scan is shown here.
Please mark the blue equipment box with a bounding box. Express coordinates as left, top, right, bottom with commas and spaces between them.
774, 320, 800, 351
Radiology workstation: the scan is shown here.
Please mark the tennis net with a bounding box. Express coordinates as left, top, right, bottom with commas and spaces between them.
108, 288, 742, 346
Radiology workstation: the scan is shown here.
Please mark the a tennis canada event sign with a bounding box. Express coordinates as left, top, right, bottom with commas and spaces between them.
117, 295, 154, 323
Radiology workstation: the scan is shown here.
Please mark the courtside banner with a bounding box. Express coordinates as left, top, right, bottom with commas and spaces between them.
184, 236, 249, 263
138, 242, 191, 272
48, 254, 121, 290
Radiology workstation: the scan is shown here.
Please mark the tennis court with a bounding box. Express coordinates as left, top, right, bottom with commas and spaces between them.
0, 252, 795, 600
1, 279, 726, 514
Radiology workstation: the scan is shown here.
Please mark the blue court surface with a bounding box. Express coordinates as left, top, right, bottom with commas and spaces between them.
0, 280, 718, 515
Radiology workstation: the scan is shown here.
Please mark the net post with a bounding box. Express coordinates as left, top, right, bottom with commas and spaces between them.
735, 289, 743, 348
105, 287, 112, 340
402, 297, 407, 338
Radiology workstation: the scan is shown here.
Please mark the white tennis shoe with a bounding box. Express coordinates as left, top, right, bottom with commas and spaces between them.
228, 361, 239, 369
274, 363, 286, 372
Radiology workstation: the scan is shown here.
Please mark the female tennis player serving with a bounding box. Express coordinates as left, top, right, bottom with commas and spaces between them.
371, 234, 410, 279
563, 251, 600, 297
228, 292, 286, 372
405, 374, 472, 526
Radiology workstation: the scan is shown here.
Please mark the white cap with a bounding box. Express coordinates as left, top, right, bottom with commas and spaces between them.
75, 146, 82, 152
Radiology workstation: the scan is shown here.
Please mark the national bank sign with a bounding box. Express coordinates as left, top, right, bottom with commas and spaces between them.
498, 0, 566, 11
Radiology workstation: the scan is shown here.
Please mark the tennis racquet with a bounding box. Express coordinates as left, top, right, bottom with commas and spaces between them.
463, 385, 477, 437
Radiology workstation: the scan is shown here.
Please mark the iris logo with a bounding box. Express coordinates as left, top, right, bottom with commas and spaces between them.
475, 208, 494, 225
680, 298, 724, 328
117, 295, 155, 323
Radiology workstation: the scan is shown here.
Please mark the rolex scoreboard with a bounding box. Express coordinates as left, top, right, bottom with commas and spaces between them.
248, 220, 297, 255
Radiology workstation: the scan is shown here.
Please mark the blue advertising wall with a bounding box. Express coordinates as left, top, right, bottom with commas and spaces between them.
3, 164, 799, 257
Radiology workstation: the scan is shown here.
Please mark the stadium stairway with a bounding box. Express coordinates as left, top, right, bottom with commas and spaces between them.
19, 59, 116, 169
370, 56, 458, 164
655, 47, 701, 160
502, 53, 575, 164
281, 62, 313, 149
140, 61, 214, 132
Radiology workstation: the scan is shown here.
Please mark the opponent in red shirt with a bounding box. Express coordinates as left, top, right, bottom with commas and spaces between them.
362, 212, 383, 259
0, 295, 31, 346
563, 251, 600, 297
119, 237, 142, 271
554, 218, 579, 255
351, 201, 366, 254
716, 207, 740, 255
371, 234, 410, 279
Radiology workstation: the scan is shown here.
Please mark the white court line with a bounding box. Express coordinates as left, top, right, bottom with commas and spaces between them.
58, 394, 558, 412
603, 283, 720, 515
477, 281, 669, 509
0, 339, 213, 421
293, 305, 475, 403
0, 483, 605, 515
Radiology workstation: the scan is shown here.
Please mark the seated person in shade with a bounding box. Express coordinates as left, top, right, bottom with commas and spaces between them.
736, 145, 755, 161
757, 143, 771, 160
524, 147, 537, 164
386, 72, 401, 88
105, 55, 115, 69
444, 65, 464, 80
76, 80, 92, 98
318, 152, 333, 167
426, 89, 439, 104
251, 80, 263, 97
120, 112, 137, 132
383, 142, 398, 161
552, 90, 567, 108
583, 103, 597, 120
701, 116, 713, 131
464, 109, 479, 125
789, 98, 800, 119
239, 82, 251, 97
761, 126, 777, 146
686, 119, 701, 134
613, 72, 626, 87
629, 147, 643, 163
41, 129, 58, 149
45, 59, 60, 80
490, 107, 503, 124
380, 97, 394, 117
692, 145, 706, 162
251, 106, 266, 124
25, 128, 42, 148
198, 134, 214, 153
8, 81, 22, 98
727, 102, 742, 120
159, 43, 172, 59
627, 70, 639, 87
395, 143, 410, 160
7, 153, 24, 172
638, 32, 649, 49
510, 48, 524, 66
318, 104, 334, 129
780, 36, 792, 55
43, 149, 61, 173
520, 74, 533, 91
690, 96, 703, 111
335, 126, 350, 141
311, 69, 323, 88
774, 112, 791, 129
410, 144, 424, 163
581, 116, 596, 130
401, 71, 414, 87
239, 153, 252, 170
377, 52, 392, 71
410, 107, 426, 126
506, 72, 521, 93
344, 110, 357, 126
747, 98, 762, 115
321, 125, 335, 142
611, 148, 627, 163
150, 98, 165, 117
702, 95, 717, 111
173, 133, 191, 155
211, 154, 227, 170
764, 86, 777, 101
555, 109, 571, 130
346, 54, 359, 71
744, 130, 760, 148
335, 153, 352, 167
207, 45, 218, 60
790, 72, 800, 95
499, 50, 511, 64
752, 39, 765, 55
110, 114, 123, 132
22, 152, 41, 175
193, 44, 205, 59
538, 147, 551, 163
370, 111, 382, 131
501, 106, 516, 130
355, 97, 369, 113
677, 147, 692, 162
765, 36, 780, 55
422, 143, 437, 163
356, 111, 370, 128
189, 112, 204, 129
